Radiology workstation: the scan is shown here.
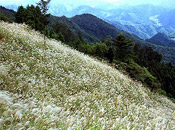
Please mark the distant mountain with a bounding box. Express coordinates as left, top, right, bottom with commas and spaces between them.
49, 14, 144, 43
61, 4, 175, 40
0, 6, 15, 19
71, 14, 121, 41
146, 33, 175, 47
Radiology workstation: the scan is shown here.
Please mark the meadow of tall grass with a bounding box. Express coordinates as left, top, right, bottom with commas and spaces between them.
0, 21, 175, 129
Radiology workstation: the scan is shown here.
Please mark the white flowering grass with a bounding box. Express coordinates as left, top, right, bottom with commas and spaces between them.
0, 21, 175, 129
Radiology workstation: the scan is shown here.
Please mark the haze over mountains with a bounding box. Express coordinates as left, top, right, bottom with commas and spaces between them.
2, 0, 175, 40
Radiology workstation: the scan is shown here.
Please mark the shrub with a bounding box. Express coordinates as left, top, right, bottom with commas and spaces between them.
116, 60, 159, 89
156, 88, 167, 96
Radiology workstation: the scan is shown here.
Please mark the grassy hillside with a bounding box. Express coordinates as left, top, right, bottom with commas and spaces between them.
0, 21, 175, 129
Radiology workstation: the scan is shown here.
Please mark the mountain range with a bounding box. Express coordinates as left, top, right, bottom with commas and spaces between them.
49, 14, 144, 43
63, 4, 175, 40
3, 4, 175, 39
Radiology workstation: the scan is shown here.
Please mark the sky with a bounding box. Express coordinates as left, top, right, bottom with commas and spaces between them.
0, 0, 174, 9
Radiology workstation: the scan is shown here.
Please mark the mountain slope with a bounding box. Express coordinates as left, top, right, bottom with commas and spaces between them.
71, 14, 121, 40
146, 33, 175, 47
0, 6, 15, 19
49, 13, 146, 43
0, 21, 175, 129
49, 14, 123, 42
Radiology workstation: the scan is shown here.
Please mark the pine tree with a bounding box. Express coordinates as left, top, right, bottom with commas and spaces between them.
78, 30, 83, 42
15, 6, 26, 23
15, 5, 46, 32
106, 47, 114, 63
113, 33, 133, 62
37, 0, 51, 44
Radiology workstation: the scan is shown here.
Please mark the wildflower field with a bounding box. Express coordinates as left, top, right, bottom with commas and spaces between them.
0, 21, 175, 129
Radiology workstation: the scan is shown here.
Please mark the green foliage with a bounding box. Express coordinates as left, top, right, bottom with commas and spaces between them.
15, 6, 26, 23
52, 21, 76, 43
78, 42, 93, 54
37, 0, 51, 42
0, 13, 13, 23
113, 33, 133, 62
58, 32, 65, 42
116, 60, 158, 89
48, 27, 57, 39
78, 30, 84, 42
37, 0, 50, 15
15, 5, 49, 32
156, 88, 167, 96
133, 43, 175, 97
92, 43, 108, 57
106, 47, 115, 63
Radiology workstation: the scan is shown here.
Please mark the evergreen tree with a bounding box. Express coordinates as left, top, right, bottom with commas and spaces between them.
49, 27, 57, 39
37, 0, 51, 44
15, 5, 46, 32
52, 21, 76, 43
106, 47, 115, 63
78, 30, 83, 42
113, 33, 133, 62
15, 6, 26, 23
58, 32, 65, 42
93, 43, 108, 57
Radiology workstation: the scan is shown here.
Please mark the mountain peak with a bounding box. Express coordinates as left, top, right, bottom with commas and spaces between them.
72, 13, 98, 19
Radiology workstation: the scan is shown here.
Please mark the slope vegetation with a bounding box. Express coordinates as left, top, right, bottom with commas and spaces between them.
49, 14, 142, 43
0, 21, 175, 129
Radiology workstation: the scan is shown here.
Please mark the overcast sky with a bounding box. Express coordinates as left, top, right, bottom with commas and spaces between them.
0, 0, 174, 9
